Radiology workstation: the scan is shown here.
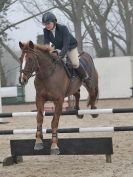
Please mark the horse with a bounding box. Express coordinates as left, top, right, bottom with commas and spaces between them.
19, 40, 99, 154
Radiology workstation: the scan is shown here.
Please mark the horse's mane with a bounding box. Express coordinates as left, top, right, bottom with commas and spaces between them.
34, 44, 54, 53
21, 41, 54, 54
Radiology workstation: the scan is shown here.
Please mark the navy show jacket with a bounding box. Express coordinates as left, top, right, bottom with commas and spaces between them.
43, 23, 78, 58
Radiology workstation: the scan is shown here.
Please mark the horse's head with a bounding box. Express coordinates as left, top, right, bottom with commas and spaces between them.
19, 40, 60, 85
19, 40, 39, 86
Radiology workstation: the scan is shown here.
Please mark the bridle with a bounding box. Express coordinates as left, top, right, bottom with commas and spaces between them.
20, 48, 59, 81
20, 49, 40, 80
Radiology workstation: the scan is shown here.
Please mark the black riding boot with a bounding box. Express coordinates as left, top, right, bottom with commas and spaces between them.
76, 63, 91, 89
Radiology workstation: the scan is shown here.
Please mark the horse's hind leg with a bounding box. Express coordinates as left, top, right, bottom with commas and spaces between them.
51, 99, 63, 155
87, 86, 99, 118
34, 96, 44, 150
73, 89, 84, 119
73, 89, 80, 110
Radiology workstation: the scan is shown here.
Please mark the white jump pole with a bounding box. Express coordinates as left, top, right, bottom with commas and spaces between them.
0, 126, 133, 135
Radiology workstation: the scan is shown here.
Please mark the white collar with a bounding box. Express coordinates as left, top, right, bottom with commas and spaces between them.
51, 26, 56, 37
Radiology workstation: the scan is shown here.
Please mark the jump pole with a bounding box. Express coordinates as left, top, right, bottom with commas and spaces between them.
1, 108, 133, 118
0, 126, 133, 135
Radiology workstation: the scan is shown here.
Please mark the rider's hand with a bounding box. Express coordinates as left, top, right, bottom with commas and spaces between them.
59, 53, 64, 59
50, 51, 59, 60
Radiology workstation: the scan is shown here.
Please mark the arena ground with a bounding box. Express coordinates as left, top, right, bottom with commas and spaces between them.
0, 99, 133, 177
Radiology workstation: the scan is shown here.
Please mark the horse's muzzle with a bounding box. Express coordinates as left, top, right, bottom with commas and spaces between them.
19, 74, 28, 86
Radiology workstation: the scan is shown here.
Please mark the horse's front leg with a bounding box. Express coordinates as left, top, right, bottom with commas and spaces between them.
51, 99, 63, 155
34, 96, 44, 150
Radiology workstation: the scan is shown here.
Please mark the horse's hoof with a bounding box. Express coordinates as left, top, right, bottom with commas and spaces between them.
74, 107, 84, 119
50, 148, 60, 155
76, 114, 84, 119
91, 106, 99, 118
91, 114, 99, 118
34, 143, 44, 150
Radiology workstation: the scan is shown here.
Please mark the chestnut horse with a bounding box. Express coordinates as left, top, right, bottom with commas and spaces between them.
19, 40, 98, 154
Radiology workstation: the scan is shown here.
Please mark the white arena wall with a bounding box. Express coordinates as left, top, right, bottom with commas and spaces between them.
94, 56, 132, 99
24, 56, 132, 102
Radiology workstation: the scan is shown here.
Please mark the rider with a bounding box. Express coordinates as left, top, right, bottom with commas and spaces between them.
42, 11, 91, 88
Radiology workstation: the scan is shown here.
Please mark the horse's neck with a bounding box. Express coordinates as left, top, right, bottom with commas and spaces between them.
37, 52, 66, 80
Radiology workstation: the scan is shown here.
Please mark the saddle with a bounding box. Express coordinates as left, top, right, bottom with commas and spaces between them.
63, 59, 78, 78
50, 50, 86, 79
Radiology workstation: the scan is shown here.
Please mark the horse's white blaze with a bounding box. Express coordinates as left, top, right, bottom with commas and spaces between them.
21, 54, 27, 82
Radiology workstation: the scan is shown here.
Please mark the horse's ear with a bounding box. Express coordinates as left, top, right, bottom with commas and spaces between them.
29, 40, 34, 49
19, 41, 24, 49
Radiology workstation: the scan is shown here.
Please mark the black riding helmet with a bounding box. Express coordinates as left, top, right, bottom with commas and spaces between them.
42, 12, 57, 24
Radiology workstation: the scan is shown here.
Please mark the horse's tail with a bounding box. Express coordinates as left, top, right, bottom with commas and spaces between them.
79, 52, 99, 109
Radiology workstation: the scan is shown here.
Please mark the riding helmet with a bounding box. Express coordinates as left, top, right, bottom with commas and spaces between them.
42, 12, 57, 24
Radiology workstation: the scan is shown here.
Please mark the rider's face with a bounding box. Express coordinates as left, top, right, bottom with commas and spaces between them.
44, 22, 55, 30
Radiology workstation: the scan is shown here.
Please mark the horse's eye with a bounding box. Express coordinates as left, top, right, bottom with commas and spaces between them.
29, 58, 33, 63
27, 58, 30, 62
